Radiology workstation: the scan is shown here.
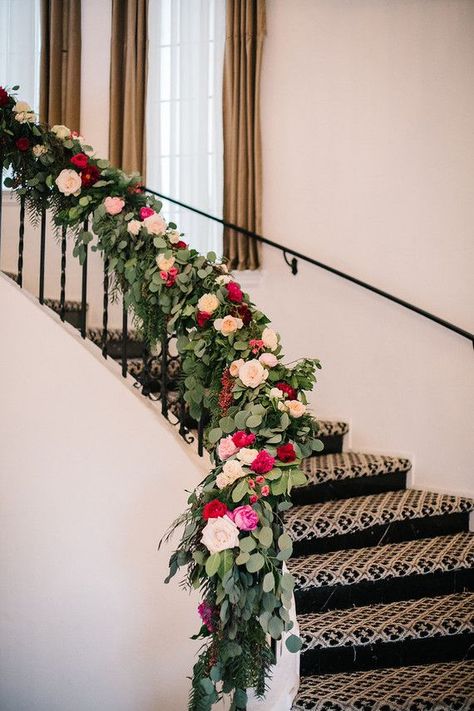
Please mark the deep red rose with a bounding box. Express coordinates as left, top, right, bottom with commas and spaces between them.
70, 152, 89, 169
15, 137, 30, 151
277, 443, 297, 463
197, 310, 212, 328
202, 499, 228, 520
276, 381, 297, 400
235, 304, 252, 326
250, 450, 275, 475
232, 431, 256, 448
0, 87, 9, 107
226, 281, 243, 303
81, 165, 100, 187
176, 240, 187, 249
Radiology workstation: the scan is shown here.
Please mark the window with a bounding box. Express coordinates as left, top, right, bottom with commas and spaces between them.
0, 0, 41, 111
147, 0, 226, 255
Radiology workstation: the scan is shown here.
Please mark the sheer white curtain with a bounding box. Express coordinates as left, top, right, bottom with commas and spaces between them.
147, 0, 225, 255
0, 0, 41, 110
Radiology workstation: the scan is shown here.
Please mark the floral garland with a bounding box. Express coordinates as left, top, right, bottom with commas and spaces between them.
1, 86, 323, 710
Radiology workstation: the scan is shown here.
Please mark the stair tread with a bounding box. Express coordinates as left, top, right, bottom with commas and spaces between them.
286, 488, 474, 543
292, 659, 474, 710
316, 420, 349, 438
299, 591, 474, 652
288, 532, 474, 592
302, 451, 411, 485
87, 327, 140, 343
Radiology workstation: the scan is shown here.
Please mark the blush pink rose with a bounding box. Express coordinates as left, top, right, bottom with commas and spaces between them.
217, 435, 239, 461
104, 196, 125, 215
229, 505, 259, 531
259, 352, 278, 368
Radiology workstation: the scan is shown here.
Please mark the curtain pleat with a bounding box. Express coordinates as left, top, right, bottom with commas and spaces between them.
223, 0, 266, 271
40, 0, 82, 131
109, 0, 148, 176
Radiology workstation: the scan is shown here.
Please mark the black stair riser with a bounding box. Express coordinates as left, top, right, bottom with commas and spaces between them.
292, 471, 408, 506
300, 633, 474, 676
291, 511, 471, 557
313, 434, 344, 456
106, 341, 144, 358
294, 569, 474, 615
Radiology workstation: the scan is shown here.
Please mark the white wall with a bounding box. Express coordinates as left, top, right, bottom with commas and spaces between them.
0, 274, 206, 711
248, 0, 474, 495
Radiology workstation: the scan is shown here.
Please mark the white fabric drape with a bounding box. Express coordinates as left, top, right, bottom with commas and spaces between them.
0, 0, 41, 110
147, 0, 225, 256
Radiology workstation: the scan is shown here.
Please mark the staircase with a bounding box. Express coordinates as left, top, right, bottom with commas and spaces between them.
287, 425, 474, 710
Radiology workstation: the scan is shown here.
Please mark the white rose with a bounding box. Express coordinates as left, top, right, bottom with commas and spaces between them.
216, 459, 246, 489
286, 400, 306, 418
201, 516, 240, 554
259, 352, 278, 368
32, 144, 47, 158
213, 315, 243, 336
262, 327, 279, 352
270, 387, 284, 399
238, 359, 269, 389
236, 448, 258, 465
168, 229, 182, 244
144, 213, 167, 235
216, 274, 232, 285
15, 111, 35, 124
13, 101, 31, 113
55, 169, 82, 196
156, 253, 175, 271
229, 358, 244, 377
127, 219, 142, 236
197, 293, 220, 314
51, 124, 71, 141
278, 401, 288, 412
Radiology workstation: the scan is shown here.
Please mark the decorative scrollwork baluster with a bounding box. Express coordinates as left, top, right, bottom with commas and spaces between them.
80, 218, 88, 338
17, 192, 26, 287
102, 257, 109, 357
38, 205, 47, 303
59, 225, 67, 320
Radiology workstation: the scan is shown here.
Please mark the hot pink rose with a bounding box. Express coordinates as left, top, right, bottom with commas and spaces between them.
250, 450, 275, 475
230, 505, 259, 531
104, 196, 125, 215
139, 206, 155, 220
232, 431, 256, 448
249, 494, 258, 504
261, 485, 270, 497
217, 435, 239, 460
226, 281, 243, 303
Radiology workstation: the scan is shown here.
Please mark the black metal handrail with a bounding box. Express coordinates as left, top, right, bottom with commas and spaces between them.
144, 187, 474, 347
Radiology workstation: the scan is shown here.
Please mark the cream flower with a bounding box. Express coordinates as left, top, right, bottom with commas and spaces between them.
51, 124, 71, 141
216, 274, 232, 285
277, 401, 288, 412
238, 359, 269, 389
213, 315, 243, 336
127, 219, 142, 236
144, 213, 167, 235
15, 111, 35, 124
167, 229, 182, 244
236, 448, 258, 465
259, 352, 278, 368
262, 327, 279, 351
55, 169, 82, 196
32, 144, 48, 158
197, 293, 220, 314
156, 253, 175, 271
269, 387, 284, 399
13, 101, 31, 113
229, 358, 244, 377
216, 459, 246, 489
286, 400, 306, 418
201, 516, 240, 554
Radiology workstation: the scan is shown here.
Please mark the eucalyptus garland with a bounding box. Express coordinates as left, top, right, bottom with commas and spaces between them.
1, 86, 323, 710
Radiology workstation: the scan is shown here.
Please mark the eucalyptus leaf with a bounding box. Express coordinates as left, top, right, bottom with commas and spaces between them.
246, 552, 264, 573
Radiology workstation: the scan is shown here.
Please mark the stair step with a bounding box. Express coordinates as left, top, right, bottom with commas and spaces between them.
292, 659, 474, 710
294, 452, 410, 504
286, 488, 474, 556
288, 532, 474, 613
43, 298, 84, 328
299, 592, 474, 675
315, 420, 348, 455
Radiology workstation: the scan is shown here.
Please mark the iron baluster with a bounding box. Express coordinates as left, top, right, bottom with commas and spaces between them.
121, 299, 128, 378
197, 414, 205, 457
38, 205, 47, 303
160, 333, 168, 416
59, 225, 67, 321
17, 192, 26, 287
102, 257, 109, 358
80, 218, 88, 338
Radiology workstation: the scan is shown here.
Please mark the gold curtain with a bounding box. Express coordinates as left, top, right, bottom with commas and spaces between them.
223, 0, 266, 271
40, 0, 82, 131
109, 0, 148, 176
